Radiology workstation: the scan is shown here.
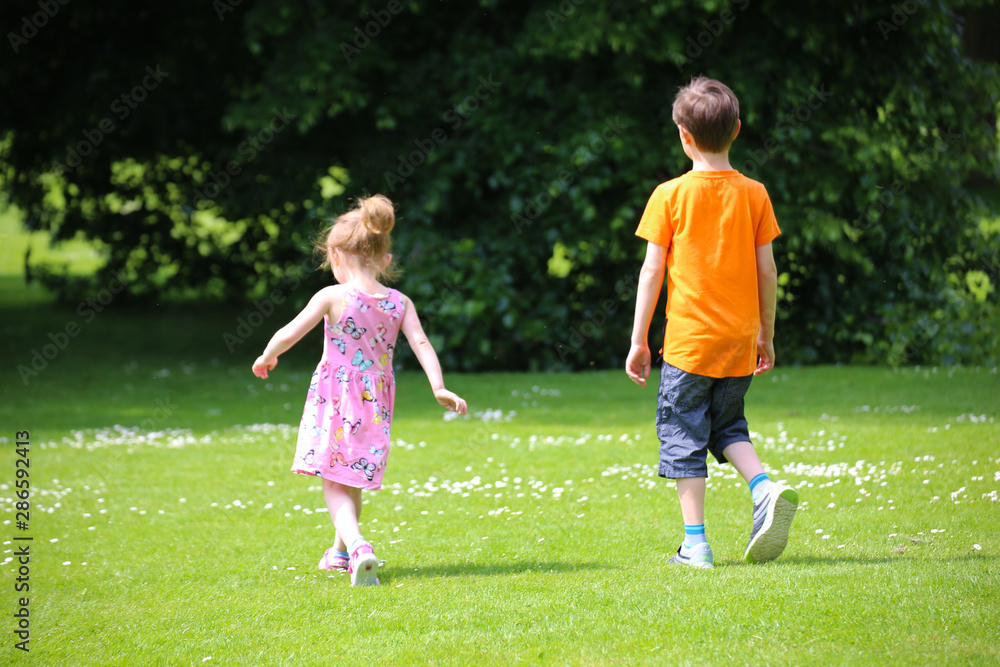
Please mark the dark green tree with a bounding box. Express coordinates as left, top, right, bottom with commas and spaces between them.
1, 0, 998, 369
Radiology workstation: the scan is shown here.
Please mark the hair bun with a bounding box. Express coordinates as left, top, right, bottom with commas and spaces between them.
359, 194, 395, 235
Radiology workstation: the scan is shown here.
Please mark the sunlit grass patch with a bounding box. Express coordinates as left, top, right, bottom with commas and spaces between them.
0, 205, 104, 306
1, 356, 997, 664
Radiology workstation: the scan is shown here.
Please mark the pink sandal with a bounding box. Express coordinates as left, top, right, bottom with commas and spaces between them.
318, 548, 349, 572
349, 543, 380, 587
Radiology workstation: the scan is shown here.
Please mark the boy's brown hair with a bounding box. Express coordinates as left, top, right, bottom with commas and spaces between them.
672, 77, 740, 153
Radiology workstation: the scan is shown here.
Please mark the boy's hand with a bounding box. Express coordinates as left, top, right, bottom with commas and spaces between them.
252, 355, 277, 379
626, 343, 652, 388
434, 388, 468, 415
754, 339, 775, 375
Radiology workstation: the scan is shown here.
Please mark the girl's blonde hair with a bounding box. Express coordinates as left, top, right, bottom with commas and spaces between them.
315, 194, 398, 281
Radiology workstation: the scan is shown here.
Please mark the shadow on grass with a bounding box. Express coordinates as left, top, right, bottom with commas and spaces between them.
383, 560, 607, 581
713, 553, 998, 568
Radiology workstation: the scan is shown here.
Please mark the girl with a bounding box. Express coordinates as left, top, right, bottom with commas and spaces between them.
252, 194, 467, 586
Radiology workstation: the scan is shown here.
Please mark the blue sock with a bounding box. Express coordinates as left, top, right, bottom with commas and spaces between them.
683, 523, 707, 547
749, 473, 771, 503
334, 549, 349, 560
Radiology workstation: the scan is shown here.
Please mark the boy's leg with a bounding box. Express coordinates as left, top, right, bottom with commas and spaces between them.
720, 440, 798, 563
672, 476, 712, 566
707, 376, 798, 564
669, 476, 713, 568
720, 441, 764, 485
721, 439, 773, 505
656, 363, 716, 568
676, 476, 706, 527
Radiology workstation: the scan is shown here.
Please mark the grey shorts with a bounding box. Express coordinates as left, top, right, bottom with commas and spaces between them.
656, 362, 753, 479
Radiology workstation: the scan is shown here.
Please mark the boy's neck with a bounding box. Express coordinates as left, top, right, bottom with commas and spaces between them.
689, 150, 734, 172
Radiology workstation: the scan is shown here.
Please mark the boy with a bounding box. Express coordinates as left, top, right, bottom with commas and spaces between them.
625, 77, 798, 568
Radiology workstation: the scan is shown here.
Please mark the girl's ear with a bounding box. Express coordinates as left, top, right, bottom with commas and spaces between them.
380, 253, 393, 270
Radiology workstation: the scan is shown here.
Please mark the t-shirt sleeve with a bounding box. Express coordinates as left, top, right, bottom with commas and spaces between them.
635, 186, 672, 247
754, 186, 781, 247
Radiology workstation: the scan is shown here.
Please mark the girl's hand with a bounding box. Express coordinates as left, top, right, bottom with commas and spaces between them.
434, 388, 468, 415
252, 355, 277, 379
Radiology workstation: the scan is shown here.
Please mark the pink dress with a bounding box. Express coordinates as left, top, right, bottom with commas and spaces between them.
292, 287, 405, 490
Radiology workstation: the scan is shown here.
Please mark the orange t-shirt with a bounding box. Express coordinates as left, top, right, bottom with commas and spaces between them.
635, 170, 780, 378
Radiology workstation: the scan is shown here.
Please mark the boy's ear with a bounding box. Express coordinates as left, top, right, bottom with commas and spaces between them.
677, 123, 694, 145
732, 119, 741, 141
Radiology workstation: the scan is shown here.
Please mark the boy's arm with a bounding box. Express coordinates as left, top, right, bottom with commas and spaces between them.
399, 295, 468, 414
754, 242, 778, 375
626, 241, 668, 388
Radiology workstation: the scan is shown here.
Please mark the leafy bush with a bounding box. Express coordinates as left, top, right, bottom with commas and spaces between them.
1, 0, 997, 369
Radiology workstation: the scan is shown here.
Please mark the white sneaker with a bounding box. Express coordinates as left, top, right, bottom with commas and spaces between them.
744, 484, 798, 563
669, 542, 714, 569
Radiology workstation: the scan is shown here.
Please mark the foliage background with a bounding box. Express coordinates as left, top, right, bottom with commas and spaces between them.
1, 0, 998, 370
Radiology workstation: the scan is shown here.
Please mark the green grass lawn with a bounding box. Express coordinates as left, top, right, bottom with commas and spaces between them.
0, 214, 998, 665
1, 293, 998, 665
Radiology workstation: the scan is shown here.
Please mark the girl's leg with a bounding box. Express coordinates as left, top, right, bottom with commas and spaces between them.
332, 491, 362, 552
322, 479, 364, 548
324, 480, 379, 586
